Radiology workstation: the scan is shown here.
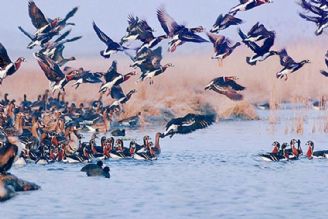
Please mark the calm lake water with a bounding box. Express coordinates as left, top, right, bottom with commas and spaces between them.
2, 108, 328, 219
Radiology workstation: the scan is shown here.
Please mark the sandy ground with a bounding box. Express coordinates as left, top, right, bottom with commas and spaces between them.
0, 39, 327, 119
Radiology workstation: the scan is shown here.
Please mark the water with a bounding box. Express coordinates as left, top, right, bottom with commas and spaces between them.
2, 109, 328, 219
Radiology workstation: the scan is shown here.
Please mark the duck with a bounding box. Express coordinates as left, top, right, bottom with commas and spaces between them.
206, 32, 241, 65
86, 165, 110, 178
162, 113, 216, 138
205, 76, 246, 101
238, 28, 277, 65
81, 160, 103, 172
320, 51, 328, 77
157, 7, 208, 52
299, 0, 328, 35
210, 13, 243, 33
276, 49, 310, 80
93, 22, 129, 59
259, 143, 289, 162
99, 61, 136, 93
305, 140, 328, 159
121, 15, 144, 43
0, 135, 25, 175
229, 0, 273, 15
0, 43, 25, 84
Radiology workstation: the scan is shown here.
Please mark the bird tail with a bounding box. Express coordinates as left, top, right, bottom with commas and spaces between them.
320, 70, 328, 77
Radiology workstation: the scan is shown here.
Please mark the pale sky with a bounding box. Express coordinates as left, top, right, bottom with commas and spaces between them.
0, 0, 326, 58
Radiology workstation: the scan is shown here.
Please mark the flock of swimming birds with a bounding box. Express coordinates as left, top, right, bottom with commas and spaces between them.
0, 0, 327, 179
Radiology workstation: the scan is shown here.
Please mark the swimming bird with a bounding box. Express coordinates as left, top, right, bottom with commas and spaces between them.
205, 76, 246, 101
238, 28, 277, 65
81, 160, 103, 172
229, 0, 273, 15
0, 43, 25, 85
276, 49, 310, 80
99, 61, 136, 93
206, 32, 241, 65
157, 7, 208, 52
210, 14, 243, 33
320, 51, 328, 76
162, 113, 216, 138
305, 140, 328, 159
0, 135, 25, 175
86, 165, 110, 178
93, 22, 129, 59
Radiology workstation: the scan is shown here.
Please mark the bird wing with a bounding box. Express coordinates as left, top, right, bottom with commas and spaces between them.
179, 31, 208, 43
157, 8, 182, 37
211, 86, 244, 101
151, 46, 163, 67
320, 70, 328, 77
214, 14, 224, 26
166, 113, 216, 134
28, 0, 49, 29
52, 45, 65, 62
224, 14, 243, 25
226, 80, 246, 91
206, 32, 225, 45
0, 43, 12, 68
104, 66, 120, 82
110, 85, 125, 100
299, 13, 320, 23
259, 32, 275, 52
93, 22, 113, 44
37, 57, 64, 82
278, 49, 296, 66
238, 29, 261, 53
61, 7, 78, 24
18, 26, 34, 40
54, 29, 71, 43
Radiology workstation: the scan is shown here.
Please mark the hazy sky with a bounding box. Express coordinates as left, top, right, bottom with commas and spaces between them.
0, 0, 326, 58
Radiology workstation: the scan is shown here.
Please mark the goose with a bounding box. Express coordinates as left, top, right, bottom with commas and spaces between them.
240, 22, 273, 42
35, 53, 73, 92
259, 143, 289, 162
210, 14, 243, 33
206, 32, 241, 64
205, 76, 246, 101
299, 12, 328, 35
238, 28, 277, 65
320, 51, 328, 76
0, 135, 25, 175
0, 43, 25, 85
99, 61, 136, 93
93, 22, 129, 59
135, 47, 174, 84
305, 140, 328, 159
157, 7, 208, 52
121, 15, 167, 52
229, 0, 273, 15
106, 87, 136, 112
276, 49, 310, 80
162, 113, 216, 138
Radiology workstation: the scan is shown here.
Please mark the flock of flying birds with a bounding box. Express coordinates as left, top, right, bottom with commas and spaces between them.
0, 0, 327, 136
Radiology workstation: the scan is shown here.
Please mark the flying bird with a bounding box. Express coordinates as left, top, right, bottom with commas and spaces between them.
0, 43, 25, 85
210, 14, 243, 33
162, 113, 216, 138
276, 49, 310, 80
157, 7, 208, 52
93, 22, 129, 59
238, 28, 277, 65
205, 76, 246, 101
229, 0, 273, 15
206, 32, 241, 65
